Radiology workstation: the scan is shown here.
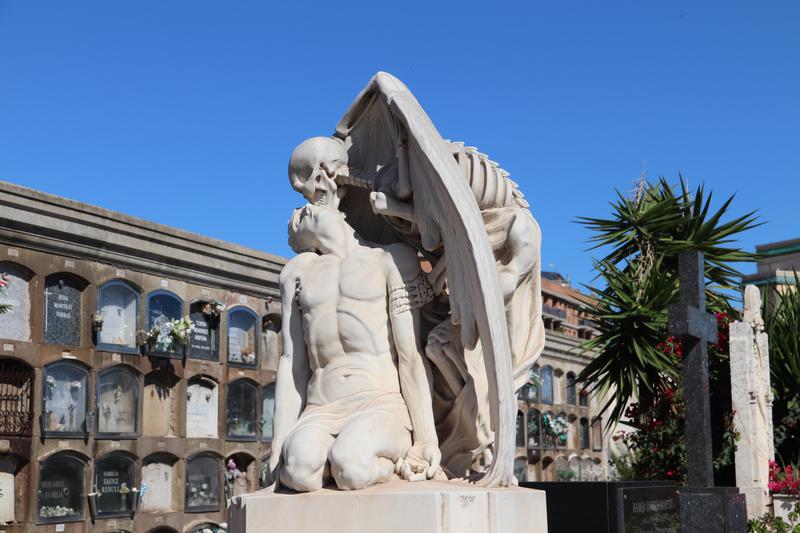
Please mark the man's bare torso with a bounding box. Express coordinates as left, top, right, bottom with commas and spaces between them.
293, 244, 401, 405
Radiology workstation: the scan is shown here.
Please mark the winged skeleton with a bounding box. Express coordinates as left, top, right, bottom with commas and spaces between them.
283, 72, 544, 487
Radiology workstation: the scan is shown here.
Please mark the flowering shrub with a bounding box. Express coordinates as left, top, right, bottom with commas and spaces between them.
610, 311, 739, 483
770, 461, 800, 496
747, 502, 800, 532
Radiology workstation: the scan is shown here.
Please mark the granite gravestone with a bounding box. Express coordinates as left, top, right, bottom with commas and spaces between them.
44, 275, 83, 346
668, 250, 746, 533
0, 263, 31, 342
621, 486, 681, 532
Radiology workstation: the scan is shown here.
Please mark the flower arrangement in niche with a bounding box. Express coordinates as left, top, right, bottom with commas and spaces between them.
542, 412, 569, 443
225, 459, 245, 500
142, 315, 194, 353
39, 505, 78, 518
202, 302, 226, 317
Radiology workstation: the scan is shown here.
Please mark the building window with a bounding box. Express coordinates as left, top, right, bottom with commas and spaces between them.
566, 372, 576, 405
187, 376, 218, 439
0, 358, 34, 436
556, 412, 568, 449
145, 290, 183, 357
44, 273, 87, 346
515, 410, 525, 448
514, 457, 527, 483
227, 307, 258, 367
580, 418, 590, 449
539, 366, 553, 405
97, 280, 140, 353
37, 453, 86, 523
227, 379, 258, 441
579, 387, 589, 407
93, 453, 137, 518
185, 454, 221, 512
527, 409, 541, 448
592, 418, 603, 451
42, 362, 89, 437
189, 301, 221, 361
96, 366, 139, 438
0, 262, 33, 342
261, 383, 276, 442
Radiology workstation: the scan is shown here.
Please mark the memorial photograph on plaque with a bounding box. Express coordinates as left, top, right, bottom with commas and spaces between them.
96, 365, 139, 438
227, 307, 258, 367
37, 453, 86, 523
0, 358, 34, 436
42, 361, 89, 437
188, 300, 220, 361
186, 376, 218, 439
43, 273, 87, 346
185, 453, 221, 512
93, 452, 137, 517
226, 379, 258, 441
97, 280, 140, 353
145, 290, 183, 357
261, 383, 275, 442
0, 262, 32, 342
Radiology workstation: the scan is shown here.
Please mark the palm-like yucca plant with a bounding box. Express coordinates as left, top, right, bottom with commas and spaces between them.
765, 272, 800, 462
576, 177, 760, 425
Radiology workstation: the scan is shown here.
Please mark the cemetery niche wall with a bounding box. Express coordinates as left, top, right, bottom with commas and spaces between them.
0, 180, 283, 531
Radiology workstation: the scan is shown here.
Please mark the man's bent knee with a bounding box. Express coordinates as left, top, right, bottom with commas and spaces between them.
280, 434, 328, 492
329, 443, 383, 490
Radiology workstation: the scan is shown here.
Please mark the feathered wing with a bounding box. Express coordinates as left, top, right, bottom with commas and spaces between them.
334, 72, 516, 486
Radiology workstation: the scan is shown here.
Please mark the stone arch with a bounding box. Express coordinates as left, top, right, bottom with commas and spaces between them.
141, 452, 179, 513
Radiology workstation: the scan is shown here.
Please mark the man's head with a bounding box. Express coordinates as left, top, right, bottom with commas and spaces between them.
288, 204, 352, 256
288, 137, 349, 209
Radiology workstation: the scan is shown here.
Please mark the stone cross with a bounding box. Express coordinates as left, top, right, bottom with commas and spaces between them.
668, 250, 718, 488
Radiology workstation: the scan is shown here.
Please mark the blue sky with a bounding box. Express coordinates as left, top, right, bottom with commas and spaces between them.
1, 1, 798, 287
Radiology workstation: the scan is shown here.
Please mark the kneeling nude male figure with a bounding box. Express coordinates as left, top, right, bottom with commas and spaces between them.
269, 204, 440, 491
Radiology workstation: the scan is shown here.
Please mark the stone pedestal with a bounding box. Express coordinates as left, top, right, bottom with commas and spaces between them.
228, 480, 548, 533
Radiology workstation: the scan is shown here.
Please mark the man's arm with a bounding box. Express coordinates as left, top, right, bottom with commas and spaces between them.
384, 245, 440, 479
269, 261, 312, 478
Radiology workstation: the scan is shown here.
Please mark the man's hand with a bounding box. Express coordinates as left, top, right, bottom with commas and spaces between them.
401, 442, 442, 481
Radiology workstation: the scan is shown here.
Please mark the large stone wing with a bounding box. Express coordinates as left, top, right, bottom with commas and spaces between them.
334, 72, 516, 486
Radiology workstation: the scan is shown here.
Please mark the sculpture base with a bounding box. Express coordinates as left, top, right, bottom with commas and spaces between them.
229, 479, 548, 533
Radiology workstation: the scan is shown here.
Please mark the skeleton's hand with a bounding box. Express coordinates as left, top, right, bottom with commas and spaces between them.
401, 442, 442, 481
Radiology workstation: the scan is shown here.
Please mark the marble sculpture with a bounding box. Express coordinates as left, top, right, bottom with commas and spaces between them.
269, 72, 545, 489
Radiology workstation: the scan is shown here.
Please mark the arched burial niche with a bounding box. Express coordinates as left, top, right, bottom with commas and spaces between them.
539, 365, 554, 405
514, 456, 527, 483
140, 453, 178, 513
96, 365, 139, 438
527, 408, 541, 449
0, 357, 34, 436
261, 313, 281, 370
143, 369, 180, 437
188, 300, 221, 361
226, 379, 258, 441
0, 453, 28, 523
185, 453, 222, 513
565, 371, 577, 405
261, 382, 275, 442
93, 452, 137, 518
97, 280, 140, 354
580, 417, 590, 449
225, 452, 256, 499
44, 272, 88, 346
42, 361, 89, 437
515, 410, 525, 448
0, 262, 33, 342
145, 290, 184, 357
37, 452, 87, 524
186, 376, 218, 439
227, 307, 258, 367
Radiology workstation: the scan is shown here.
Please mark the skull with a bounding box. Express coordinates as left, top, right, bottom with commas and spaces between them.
288, 137, 348, 208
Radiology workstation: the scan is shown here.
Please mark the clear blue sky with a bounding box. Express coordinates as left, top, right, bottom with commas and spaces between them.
1, 1, 798, 287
